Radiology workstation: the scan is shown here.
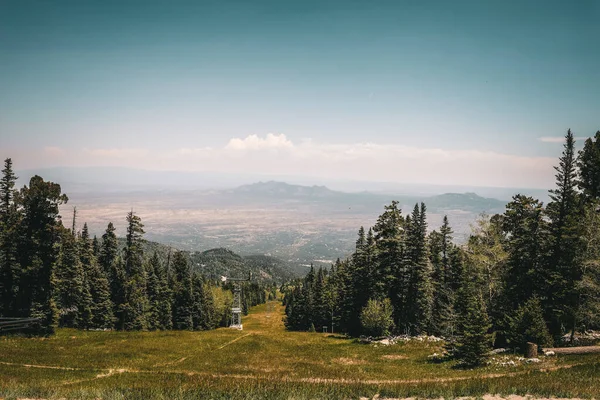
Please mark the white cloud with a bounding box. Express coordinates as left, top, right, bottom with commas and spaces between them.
20, 134, 557, 188
225, 133, 293, 151
172, 134, 555, 188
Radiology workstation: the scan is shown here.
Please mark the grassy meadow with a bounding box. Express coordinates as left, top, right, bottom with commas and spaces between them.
0, 301, 599, 400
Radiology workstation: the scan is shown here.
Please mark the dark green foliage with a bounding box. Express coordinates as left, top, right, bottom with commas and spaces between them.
451, 269, 492, 367
146, 252, 172, 330
546, 130, 585, 339
0, 159, 19, 318
284, 265, 325, 332
54, 229, 92, 328
192, 274, 217, 330
17, 175, 68, 335
171, 251, 194, 330
372, 201, 404, 329
429, 216, 458, 337
578, 131, 600, 201
506, 296, 553, 352
79, 223, 113, 329
403, 203, 433, 335
121, 211, 149, 330
502, 195, 549, 310
0, 159, 268, 335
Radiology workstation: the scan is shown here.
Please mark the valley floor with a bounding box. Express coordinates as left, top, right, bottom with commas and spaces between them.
0, 302, 598, 400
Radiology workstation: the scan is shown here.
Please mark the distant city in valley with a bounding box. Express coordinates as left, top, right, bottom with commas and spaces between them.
14, 167, 547, 269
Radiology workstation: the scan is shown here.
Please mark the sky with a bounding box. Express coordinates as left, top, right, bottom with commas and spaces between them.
1, 0, 599, 189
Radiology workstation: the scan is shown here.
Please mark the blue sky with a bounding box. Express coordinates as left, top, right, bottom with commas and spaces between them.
1, 0, 599, 188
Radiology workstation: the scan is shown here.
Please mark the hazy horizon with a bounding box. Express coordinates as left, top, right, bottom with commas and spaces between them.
2, 1, 599, 189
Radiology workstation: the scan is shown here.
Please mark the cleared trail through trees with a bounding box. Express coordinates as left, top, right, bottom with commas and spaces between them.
0, 302, 593, 390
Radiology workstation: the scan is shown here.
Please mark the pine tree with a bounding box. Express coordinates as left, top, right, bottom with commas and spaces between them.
0, 158, 20, 317
79, 223, 113, 329
121, 211, 149, 330
430, 216, 456, 336
578, 131, 600, 201
465, 214, 507, 318
146, 251, 172, 330
171, 251, 193, 330
577, 200, 600, 330
502, 195, 549, 310
54, 229, 91, 328
98, 222, 124, 326
155, 252, 173, 330
546, 130, 584, 339
17, 176, 68, 334
191, 274, 211, 330
99, 222, 119, 278
403, 203, 433, 334
313, 267, 327, 330
451, 266, 492, 367
506, 296, 552, 352
373, 201, 405, 329
344, 227, 373, 335
92, 235, 100, 258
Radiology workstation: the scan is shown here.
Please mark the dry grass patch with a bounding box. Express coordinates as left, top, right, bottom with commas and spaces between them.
334, 357, 368, 365
381, 354, 409, 360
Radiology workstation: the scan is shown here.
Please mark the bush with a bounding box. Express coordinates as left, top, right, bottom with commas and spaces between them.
360, 298, 395, 337
506, 296, 553, 352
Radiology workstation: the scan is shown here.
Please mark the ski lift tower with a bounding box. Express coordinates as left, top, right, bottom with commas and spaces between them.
222, 272, 252, 330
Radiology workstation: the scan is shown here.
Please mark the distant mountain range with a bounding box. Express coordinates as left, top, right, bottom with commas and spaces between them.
18, 167, 533, 265
16, 166, 551, 202
227, 180, 507, 213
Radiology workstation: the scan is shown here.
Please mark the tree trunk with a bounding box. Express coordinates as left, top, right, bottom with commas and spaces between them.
526, 342, 538, 358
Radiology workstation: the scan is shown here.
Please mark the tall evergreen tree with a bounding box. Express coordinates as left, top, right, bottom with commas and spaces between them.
404, 203, 433, 334
451, 264, 492, 367
54, 228, 92, 328
373, 201, 405, 329
17, 176, 68, 334
578, 131, 600, 201
430, 216, 457, 336
146, 252, 172, 330
0, 158, 20, 317
502, 195, 549, 310
121, 211, 149, 330
171, 251, 193, 330
99, 222, 126, 328
80, 223, 113, 329
546, 130, 584, 339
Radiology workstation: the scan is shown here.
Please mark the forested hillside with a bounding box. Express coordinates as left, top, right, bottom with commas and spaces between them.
0, 164, 272, 334
114, 240, 298, 283
283, 130, 600, 365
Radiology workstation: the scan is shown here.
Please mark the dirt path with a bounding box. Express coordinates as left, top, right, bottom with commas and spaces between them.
217, 332, 253, 349
545, 346, 600, 354
0, 359, 586, 387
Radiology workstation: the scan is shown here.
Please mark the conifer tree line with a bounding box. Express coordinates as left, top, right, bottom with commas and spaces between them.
0, 160, 268, 335
283, 130, 600, 363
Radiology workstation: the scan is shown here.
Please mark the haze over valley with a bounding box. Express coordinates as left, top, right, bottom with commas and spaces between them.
22, 167, 523, 268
